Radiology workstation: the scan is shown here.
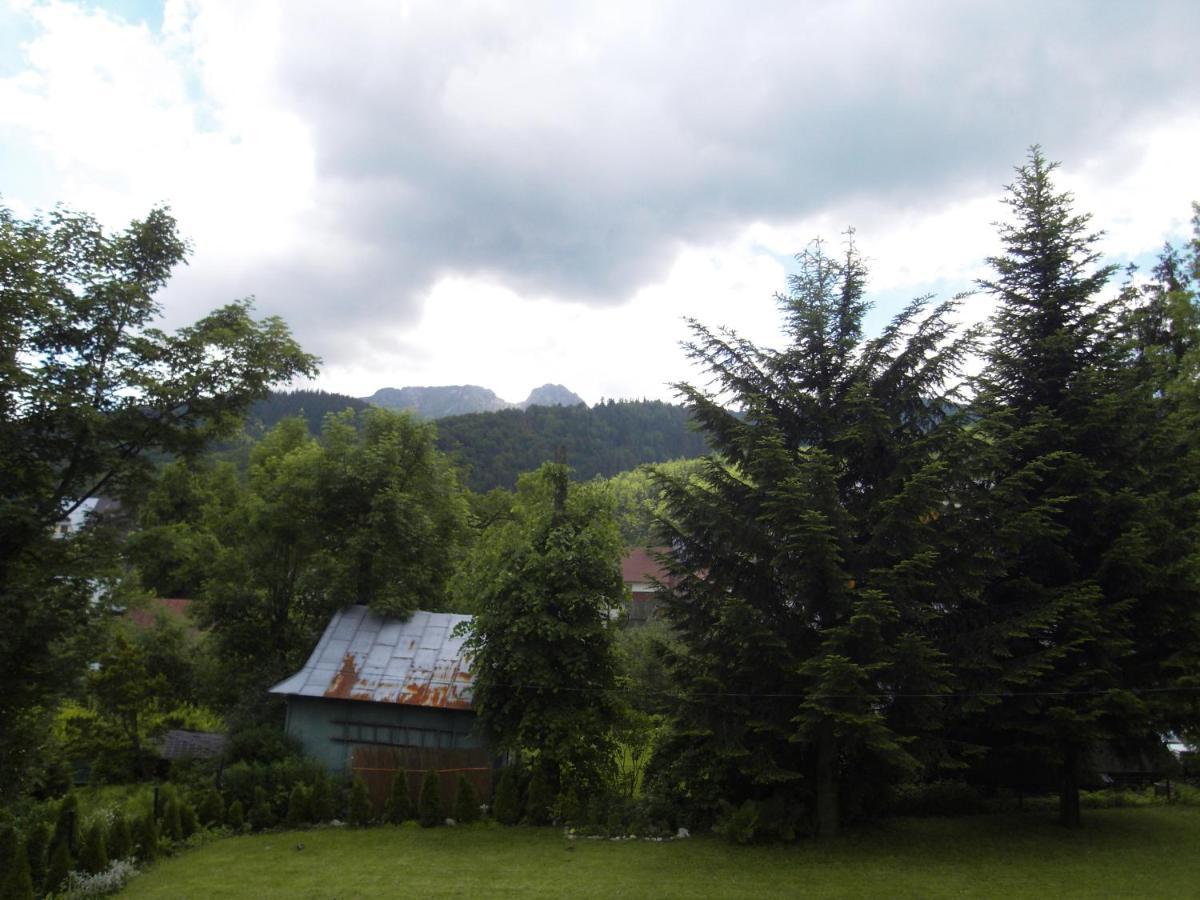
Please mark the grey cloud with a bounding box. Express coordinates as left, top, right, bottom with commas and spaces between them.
216, 0, 1200, 358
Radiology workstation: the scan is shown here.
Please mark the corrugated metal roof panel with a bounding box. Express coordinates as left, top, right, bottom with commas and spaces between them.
269, 606, 474, 710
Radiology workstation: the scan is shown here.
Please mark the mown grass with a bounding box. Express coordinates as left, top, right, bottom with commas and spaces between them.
119, 807, 1200, 899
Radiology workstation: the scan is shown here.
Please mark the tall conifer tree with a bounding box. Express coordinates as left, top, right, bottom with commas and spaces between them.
650, 235, 973, 837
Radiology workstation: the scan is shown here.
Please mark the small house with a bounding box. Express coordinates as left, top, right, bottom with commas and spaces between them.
270, 606, 489, 805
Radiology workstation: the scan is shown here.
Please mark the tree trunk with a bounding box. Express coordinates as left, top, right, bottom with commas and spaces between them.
815, 719, 839, 840
1059, 745, 1082, 828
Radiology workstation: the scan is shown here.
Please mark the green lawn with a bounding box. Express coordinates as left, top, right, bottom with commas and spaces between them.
120, 807, 1200, 899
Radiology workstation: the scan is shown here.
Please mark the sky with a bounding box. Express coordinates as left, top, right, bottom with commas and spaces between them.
2, 0, 1198, 405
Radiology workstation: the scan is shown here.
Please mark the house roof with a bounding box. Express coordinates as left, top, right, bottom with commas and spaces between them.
128, 598, 193, 631
158, 729, 227, 760
269, 606, 475, 711
621, 547, 669, 584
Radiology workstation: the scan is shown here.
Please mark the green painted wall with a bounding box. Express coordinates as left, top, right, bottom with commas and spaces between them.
284, 696, 483, 774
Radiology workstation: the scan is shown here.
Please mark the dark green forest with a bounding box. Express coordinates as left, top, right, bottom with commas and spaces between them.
435, 399, 710, 491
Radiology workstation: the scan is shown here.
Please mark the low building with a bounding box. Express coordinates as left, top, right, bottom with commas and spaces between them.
270, 606, 489, 806
622, 548, 671, 623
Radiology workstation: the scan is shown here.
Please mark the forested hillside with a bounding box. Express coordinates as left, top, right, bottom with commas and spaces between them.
435, 399, 708, 490
247, 390, 370, 435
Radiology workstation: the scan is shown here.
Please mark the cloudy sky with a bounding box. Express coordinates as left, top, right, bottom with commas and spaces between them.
3, 0, 1198, 404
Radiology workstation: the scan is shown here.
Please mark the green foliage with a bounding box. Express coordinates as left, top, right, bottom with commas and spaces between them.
248, 787, 276, 832
524, 767, 554, 826
24, 821, 49, 893
436, 400, 709, 493
888, 782, 991, 817
161, 796, 183, 842
0, 831, 34, 900
136, 409, 469, 716
197, 788, 224, 829
954, 150, 1200, 828
286, 784, 312, 827
106, 814, 132, 861
605, 459, 705, 546
492, 768, 522, 826
309, 776, 335, 824
714, 800, 759, 845
418, 770, 443, 828
44, 839, 72, 896
348, 777, 372, 827
225, 800, 245, 831
557, 786, 582, 825
88, 632, 166, 780
453, 776, 481, 824
78, 822, 109, 875
652, 233, 972, 837
224, 726, 303, 766
50, 793, 80, 860
136, 809, 159, 860
385, 773, 413, 824
179, 799, 198, 838
0, 201, 316, 804
463, 463, 624, 796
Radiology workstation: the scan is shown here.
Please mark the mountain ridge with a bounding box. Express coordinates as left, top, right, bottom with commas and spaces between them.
364, 383, 584, 419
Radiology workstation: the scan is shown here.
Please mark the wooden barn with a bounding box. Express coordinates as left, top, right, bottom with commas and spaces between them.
270, 605, 490, 808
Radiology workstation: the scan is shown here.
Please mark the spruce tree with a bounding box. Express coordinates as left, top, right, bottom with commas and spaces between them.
226, 799, 245, 831
24, 822, 49, 894
957, 147, 1196, 826
50, 793, 80, 859
524, 767, 553, 825
650, 234, 973, 837
44, 840, 72, 895
418, 770, 443, 828
197, 788, 225, 829
286, 784, 312, 827
310, 776, 335, 823
136, 811, 159, 861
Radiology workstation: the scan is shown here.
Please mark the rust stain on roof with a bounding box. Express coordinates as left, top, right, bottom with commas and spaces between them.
325, 653, 362, 699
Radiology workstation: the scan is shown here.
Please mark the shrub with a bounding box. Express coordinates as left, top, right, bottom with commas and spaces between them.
45, 839, 73, 895
385, 773, 413, 824
524, 767, 554, 825
77, 822, 108, 876
161, 797, 183, 842
136, 812, 159, 861
347, 777, 372, 827
179, 799, 199, 838
224, 725, 303, 766
453, 775, 481, 824
418, 770, 443, 828
197, 787, 225, 828
287, 784, 312, 826
249, 787, 275, 831
226, 799, 245, 831
0, 824, 16, 880
714, 800, 759, 845
0, 834, 35, 900
51, 792, 81, 859
310, 776, 335, 823
557, 786, 582, 825
888, 781, 991, 817
493, 768, 521, 825
24, 821, 50, 894
106, 815, 132, 861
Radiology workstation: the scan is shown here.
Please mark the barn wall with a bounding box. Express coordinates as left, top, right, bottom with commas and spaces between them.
284, 695, 482, 775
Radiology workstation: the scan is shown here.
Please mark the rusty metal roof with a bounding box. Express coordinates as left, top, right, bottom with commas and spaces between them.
269, 606, 475, 710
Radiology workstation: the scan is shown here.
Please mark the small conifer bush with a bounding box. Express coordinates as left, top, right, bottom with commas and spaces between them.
1, 833, 35, 900
385, 773, 413, 824
136, 811, 159, 861
418, 770, 443, 828
493, 767, 522, 825
226, 799, 245, 831
348, 777, 372, 827
51, 793, 80, 859
107, 815, 132, 861
287, 784, 313, 826
180, 800, 199, 838
525, 767, 554, 825
197, 787, 224, 828
44, 840, 72, 895
310, 776, 335, 823
78, 822, 108, 875
24, 821, 50, 894
162, 797, 183, 841
558, 786, 582, 825
453, 775, 481, 824
249, 787, 275, 831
